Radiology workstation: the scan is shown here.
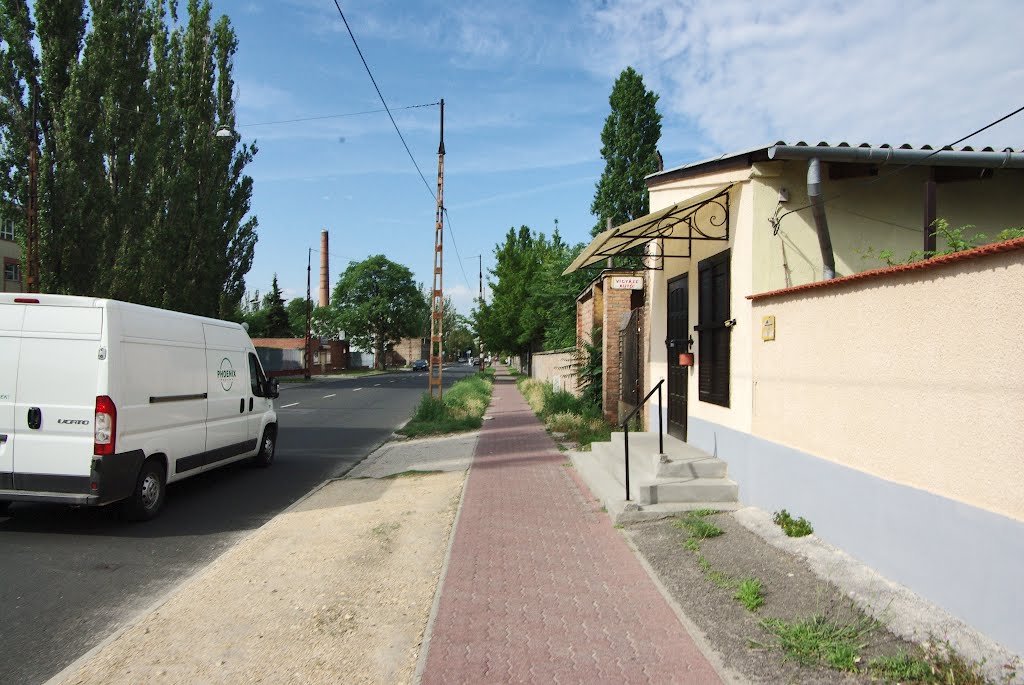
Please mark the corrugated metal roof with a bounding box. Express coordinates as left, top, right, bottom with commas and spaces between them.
649, 141, 1024, 183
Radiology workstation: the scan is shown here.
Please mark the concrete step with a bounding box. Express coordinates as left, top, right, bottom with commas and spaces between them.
636, 477, 739, 506
606, 431, 729, 479
656, 455, 727, 479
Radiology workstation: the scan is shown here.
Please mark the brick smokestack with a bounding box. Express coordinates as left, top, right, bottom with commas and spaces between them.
319, 229, 329, 307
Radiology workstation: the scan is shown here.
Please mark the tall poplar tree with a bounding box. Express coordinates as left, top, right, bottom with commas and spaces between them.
590, 66, 663, 237
0, 0, 257, 317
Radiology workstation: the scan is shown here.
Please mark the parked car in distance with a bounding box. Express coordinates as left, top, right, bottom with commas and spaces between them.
411, 359, 428, 371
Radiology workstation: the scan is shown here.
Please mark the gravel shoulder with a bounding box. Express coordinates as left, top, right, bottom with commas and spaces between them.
54, 433, 478, 685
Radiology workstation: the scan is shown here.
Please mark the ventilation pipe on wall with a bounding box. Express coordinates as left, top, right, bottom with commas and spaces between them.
807, 157, 836, 280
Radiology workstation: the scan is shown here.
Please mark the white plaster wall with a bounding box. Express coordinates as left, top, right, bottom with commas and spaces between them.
531, 350, 578, 396
750, 249, 1024, 521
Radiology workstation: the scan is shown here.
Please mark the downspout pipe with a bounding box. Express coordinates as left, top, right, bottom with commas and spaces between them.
807, 157, 836, 280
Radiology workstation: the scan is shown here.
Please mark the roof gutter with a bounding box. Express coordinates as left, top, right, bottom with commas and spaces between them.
769, 144, 1024, 169
807, 158, 836, 280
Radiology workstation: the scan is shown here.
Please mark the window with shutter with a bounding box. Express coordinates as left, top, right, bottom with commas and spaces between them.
697, 249, 730, 406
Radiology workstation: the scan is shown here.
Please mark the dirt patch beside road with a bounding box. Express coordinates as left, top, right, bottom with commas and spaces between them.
60, 472, 465, 685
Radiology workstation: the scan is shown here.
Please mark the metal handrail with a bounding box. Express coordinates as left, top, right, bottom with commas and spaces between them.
620, 379, 664, 501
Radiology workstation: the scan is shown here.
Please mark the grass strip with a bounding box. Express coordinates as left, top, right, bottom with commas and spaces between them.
399, 371, 494, 437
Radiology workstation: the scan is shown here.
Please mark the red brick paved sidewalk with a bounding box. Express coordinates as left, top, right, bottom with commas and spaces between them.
420, 368, 722, 684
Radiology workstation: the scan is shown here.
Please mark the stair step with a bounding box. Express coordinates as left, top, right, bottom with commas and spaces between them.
656, 456, 727, 479
637, 478, 739, 505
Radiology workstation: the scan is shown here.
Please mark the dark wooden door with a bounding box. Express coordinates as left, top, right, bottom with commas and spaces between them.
667, 275, 689, 441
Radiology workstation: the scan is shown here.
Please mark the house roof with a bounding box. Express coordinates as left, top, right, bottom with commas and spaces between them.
648, 141, 1024, 186
252, 338, 306, 349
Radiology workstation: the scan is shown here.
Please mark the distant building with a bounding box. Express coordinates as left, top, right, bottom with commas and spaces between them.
1, 205, 22, 292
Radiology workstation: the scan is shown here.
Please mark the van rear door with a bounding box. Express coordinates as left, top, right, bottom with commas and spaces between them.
0, 304, 26, 484
14, 305, 102, 490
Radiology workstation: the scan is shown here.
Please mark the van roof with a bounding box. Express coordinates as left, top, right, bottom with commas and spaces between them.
0, 294, 246, 332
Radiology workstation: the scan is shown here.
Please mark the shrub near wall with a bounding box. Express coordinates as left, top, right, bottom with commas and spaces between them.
517, 377, 611, 449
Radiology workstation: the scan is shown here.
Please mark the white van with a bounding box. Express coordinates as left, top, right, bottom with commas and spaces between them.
0, 294, 279, 520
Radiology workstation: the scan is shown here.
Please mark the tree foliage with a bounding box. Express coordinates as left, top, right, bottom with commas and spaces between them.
262, 274, 290, 337
590, 66, 663, 238
475, 225, 592, 360
331, 255, 424, 370
0, 0, 257, 317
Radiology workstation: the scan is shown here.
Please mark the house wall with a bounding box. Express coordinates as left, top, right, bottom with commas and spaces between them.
683, 242, 1024, 657
644, 167, 756, 435
751, 162, 1024, 293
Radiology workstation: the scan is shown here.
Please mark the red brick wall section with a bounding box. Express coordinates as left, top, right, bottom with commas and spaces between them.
601, 273, 643, 423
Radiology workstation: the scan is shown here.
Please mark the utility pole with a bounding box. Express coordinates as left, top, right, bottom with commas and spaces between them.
428, 99, 445, 399
305, 247, 312, 380
26, 83, 39, 293
478, 254, 484, 372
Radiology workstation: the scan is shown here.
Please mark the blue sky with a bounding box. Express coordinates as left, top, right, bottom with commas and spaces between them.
223, 0, 1024, 315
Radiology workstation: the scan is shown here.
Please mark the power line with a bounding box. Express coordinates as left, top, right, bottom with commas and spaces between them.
771, 103, 1024, 232
331, 1, 473, 293
241, 102, 439, 128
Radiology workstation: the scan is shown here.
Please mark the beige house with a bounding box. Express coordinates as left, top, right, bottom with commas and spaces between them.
567, 142, 1024, 656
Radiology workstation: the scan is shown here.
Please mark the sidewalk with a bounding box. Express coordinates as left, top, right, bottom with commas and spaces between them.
419, 367, 725, 684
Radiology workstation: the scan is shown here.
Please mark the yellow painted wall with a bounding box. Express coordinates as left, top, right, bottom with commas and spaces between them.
645, 167, 755, 434
750, 249, 1024, 522
751, 163, 1024, 293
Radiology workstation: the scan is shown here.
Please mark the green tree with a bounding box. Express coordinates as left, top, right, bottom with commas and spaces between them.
263, 274, 290, 337
310, 306, 343, 340
331, 255, 422, 370
590, 66, 663, 237
286, 297, 307, 337
0, 0, 257, 317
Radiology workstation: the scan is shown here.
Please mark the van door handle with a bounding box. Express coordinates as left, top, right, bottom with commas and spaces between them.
239, 399, 245, 414
0, 434, 7, 443
249, 397, 254, 412
27, 407, 42, 430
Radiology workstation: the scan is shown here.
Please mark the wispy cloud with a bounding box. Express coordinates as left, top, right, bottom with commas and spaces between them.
578, 0, 1024, 154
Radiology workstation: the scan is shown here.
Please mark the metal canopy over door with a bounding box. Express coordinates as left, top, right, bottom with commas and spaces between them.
0, 304, 26, 486
667, 275, 689, 441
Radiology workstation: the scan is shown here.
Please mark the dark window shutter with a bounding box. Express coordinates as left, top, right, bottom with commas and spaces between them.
697, 250, 731, 407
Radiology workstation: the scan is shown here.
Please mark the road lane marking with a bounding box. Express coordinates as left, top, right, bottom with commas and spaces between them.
323, 393, 337, 399
280, 402, 299, 408
353, 388, 363, 392
374, 383, 381, 386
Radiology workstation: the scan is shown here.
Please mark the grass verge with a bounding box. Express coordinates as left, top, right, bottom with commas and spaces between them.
517, 377, 612, 449
398, 371, 493, 437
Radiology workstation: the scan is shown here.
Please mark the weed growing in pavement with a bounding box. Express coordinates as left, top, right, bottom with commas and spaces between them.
758, 613, 879, 672
773, 509, 814, 537
690, 508, 719, 517
734, 579, 765, 612
868, 652, 933, 681
399, 372, 493, 437
683, 538, 701, 552
676, 514, 724, 541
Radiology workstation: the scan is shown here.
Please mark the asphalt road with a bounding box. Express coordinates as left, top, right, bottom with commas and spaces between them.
0, 364, 476, 685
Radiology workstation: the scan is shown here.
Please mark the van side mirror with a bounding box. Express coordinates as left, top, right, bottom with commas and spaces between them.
266, 378, 280, 399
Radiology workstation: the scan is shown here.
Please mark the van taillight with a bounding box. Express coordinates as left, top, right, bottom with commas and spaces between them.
94, 396, 116, 456
14, 298, 39, 304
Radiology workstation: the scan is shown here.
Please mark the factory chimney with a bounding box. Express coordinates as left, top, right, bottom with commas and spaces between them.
319, 229, 329, 307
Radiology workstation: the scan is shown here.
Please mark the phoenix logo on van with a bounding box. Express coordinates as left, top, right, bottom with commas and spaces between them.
58, 419, 90, 425
218, 357, 237, 391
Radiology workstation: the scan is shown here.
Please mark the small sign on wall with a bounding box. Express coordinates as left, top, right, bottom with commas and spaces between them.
761, 315, 776, 341
610, 276, 643, 290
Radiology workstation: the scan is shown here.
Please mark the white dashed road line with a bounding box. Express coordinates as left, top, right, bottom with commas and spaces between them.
353, 388, 363, 392
323, 393, 336, 399
280, 402, 299, 408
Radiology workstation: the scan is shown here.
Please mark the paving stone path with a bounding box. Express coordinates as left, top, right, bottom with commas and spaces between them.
420, 369, 722, 684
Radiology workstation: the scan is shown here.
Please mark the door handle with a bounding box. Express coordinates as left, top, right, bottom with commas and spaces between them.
27, 407, 42, 429
0, 434, 7, 443
239, 398, 245, 414
249, 397, 254, 412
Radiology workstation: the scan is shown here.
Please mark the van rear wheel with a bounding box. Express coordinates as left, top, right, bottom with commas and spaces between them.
122, 459, 166, 521
253, 427, 276, 468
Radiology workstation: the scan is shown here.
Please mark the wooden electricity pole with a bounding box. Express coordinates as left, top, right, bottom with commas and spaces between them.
428, 99, 445, 399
